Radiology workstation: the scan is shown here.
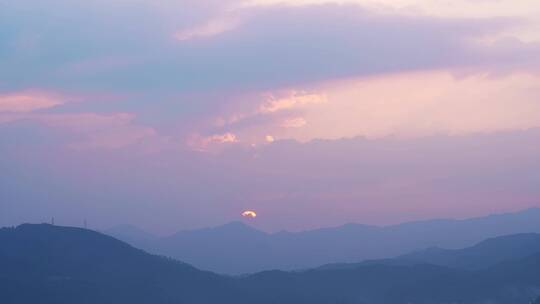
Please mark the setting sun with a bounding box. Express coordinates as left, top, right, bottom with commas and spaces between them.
241, 210, 257, 218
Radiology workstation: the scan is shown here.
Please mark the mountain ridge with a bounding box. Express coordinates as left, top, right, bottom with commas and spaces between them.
318, 233, 540, 271
106, 208, 540, 274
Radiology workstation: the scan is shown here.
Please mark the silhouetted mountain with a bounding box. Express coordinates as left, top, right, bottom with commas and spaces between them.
2, 224, 540, 304
0, 224, 238, 304
240, 254, 540, 304
156, 221, 271, 274
110, 208, 540, 274
398, 233, 540, 270
319, 233, 540, 271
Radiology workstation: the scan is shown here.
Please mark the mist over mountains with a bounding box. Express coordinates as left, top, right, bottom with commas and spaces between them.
106, 208, 540, 274
3, 223, 540, 304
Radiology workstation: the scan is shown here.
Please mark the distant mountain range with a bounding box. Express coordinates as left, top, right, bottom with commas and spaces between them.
2, 224, 540, 304
105, 208, 540, 274
318, 233, 540, 271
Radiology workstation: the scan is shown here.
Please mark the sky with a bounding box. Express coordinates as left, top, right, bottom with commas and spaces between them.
1, 0, 540, 234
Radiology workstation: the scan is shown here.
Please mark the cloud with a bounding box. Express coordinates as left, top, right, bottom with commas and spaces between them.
299, 71, 540, 139
244, 0, 540, 19
206, 91, 321, 136
175, 17, 242, 41
0, 91, 65, 113
282, 117, 307, 128
188, 132, 240, 152
208, 132, 239, 143
259, 91, 327, 113
0, 110, 162, 150
1, 0, 537, 97
1, 1, 538, 152
200, 71, 540, 143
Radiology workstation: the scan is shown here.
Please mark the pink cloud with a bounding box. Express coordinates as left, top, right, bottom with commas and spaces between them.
212, 132, 238, 143
196, 91, 325, 146
282, 117, 307, 128
0, 91, 65, 113
174, 16, 241, 41
188, 132, 239, 152
258, 91, 327, 113
0, 109, 163, 150
199, 70, 540, 145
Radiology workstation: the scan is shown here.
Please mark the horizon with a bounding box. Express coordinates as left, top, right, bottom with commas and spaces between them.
10, 206, 540, 236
